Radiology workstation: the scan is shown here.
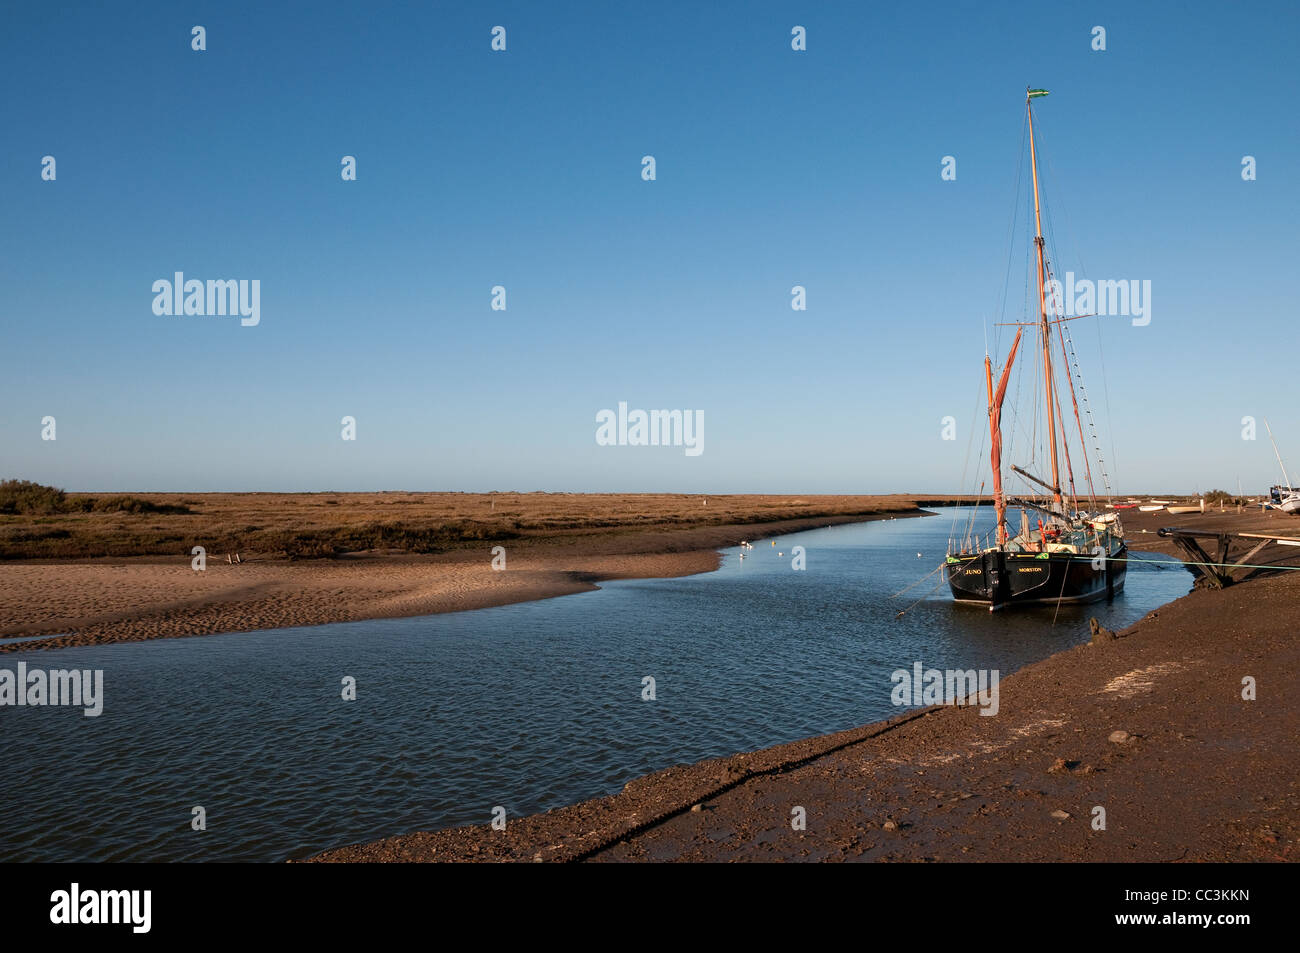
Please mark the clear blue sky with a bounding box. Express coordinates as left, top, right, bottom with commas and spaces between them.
2, 1, 1296, 494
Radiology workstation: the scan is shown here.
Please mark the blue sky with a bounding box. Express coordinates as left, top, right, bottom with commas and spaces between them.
2, 1, 1297, 493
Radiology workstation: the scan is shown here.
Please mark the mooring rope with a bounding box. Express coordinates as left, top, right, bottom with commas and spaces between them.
894, 566, 968, 619
888, 561, 946, 599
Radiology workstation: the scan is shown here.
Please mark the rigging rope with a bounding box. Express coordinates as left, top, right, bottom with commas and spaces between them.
1036, 111, 1119, 497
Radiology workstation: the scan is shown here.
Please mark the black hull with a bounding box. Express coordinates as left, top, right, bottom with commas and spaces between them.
945, 546, 1127, 610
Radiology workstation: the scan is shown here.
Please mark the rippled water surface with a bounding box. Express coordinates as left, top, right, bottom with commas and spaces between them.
0, 509, 1189, 861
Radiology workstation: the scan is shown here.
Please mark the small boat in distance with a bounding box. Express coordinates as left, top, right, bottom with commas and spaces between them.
946, 88, 1126, 611
1268, 486, 1300, 513
1264, 419, 1300, 514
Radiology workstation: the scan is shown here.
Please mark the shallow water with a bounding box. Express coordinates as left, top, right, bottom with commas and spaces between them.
0, 509, 1189, 862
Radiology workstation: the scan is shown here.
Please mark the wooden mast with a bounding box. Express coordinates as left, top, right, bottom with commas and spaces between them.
1027, 89, 1064, 514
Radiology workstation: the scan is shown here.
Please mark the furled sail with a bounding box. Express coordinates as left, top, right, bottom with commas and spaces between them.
988, 328, 1022, 545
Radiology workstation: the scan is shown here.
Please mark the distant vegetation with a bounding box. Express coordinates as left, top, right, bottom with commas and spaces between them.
0, 480, 67, 514
0, 480, 192, 516
0, 488, 921, 560
1203, 489, 1238, 505
258, 520, 522, 559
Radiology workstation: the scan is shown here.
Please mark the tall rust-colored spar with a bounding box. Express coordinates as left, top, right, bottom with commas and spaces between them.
1027, 88, 1063, 512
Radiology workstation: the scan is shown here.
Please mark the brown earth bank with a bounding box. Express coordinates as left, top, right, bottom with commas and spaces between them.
1116, 504, 1300, 558
0, 493, 929, 652
305, 506, 1300, 863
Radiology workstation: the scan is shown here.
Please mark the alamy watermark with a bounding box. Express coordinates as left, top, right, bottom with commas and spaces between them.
595, 402, 703, 456
891, 662, 999, 716
50, 883, 150, 933
152, 272, 260, 326
1, 663, 104, 716
1046, 271, 1151, 327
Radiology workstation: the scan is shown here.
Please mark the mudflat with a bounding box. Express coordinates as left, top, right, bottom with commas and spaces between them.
306, 505, 1300, 862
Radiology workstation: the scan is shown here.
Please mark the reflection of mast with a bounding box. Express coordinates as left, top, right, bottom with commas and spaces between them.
1027, 89, 1063, 513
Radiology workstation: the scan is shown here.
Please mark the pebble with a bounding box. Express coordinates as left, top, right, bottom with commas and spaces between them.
1109, 730, 1130, 744
1051, 810, 1071, 820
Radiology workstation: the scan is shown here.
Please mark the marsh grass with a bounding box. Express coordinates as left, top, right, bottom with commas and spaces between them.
0, 484, 927, 560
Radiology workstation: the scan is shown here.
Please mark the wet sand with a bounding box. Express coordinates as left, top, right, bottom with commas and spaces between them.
0, 500, 923, 653
306, 506, 1300, 862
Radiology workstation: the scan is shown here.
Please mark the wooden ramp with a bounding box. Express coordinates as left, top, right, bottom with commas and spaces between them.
1157, 527, 1300, 588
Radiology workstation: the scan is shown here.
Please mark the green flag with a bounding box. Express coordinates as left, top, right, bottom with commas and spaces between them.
1027, 88, 1050, 98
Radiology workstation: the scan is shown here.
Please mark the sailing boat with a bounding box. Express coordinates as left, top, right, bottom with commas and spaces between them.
945, 89, 1127, 610
1263, 418, 1300, 514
